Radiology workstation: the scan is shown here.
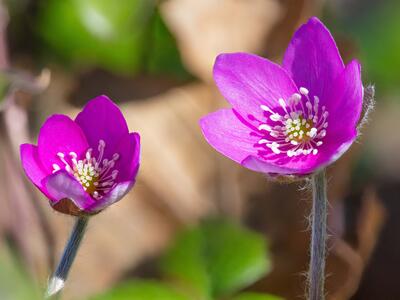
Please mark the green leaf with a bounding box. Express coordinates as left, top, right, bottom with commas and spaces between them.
231, 292, 284, 300
90, 280, 191, 300
36, 0, 153, 74
203, 220, 270, 297
160, 227, 211, 300
145, 9, 190, 79
161, 220, 271, 299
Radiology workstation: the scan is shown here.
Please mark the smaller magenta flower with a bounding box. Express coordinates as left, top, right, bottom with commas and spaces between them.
20, 95, 140, 215
200, 17, 363, 177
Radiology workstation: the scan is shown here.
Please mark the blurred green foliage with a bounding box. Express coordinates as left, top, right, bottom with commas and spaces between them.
334, 0, 400, 91
36, 0, 188, 77
232, 293, 283, 300
0, 248, 41, 300
92, 220, 282, 300
146, 10, 189, 79
37, 0, 148, 73
91, 280, 190, 300
160, 220, 271, 299
161, 225, 211, 298
0, 73, 10, 105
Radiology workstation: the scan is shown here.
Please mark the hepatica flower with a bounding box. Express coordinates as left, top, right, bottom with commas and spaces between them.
200, 17, 363, 176
20, 96, 140, 215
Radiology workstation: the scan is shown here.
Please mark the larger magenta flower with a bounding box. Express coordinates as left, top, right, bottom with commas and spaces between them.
20, 96, 140, 215
200, 17, 363, 176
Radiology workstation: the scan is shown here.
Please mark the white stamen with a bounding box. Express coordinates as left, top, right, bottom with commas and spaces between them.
52, 140, 120, 200
256, 89, 329, 158
279, 98, 287, 113
309, 128, 317, 138
258, 124, 271, 131
289, 93, 302, 105
299, 87, 309, 95
260, 105, 274, 113
52, 164, 60, 173
270, 114, 281, 122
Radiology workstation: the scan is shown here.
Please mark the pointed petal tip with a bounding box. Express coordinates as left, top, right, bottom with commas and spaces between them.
81, 94, 118, 111
132, 131, 141, 143
199, 113, 210, 129
213, 52, 268, 74
75, 93, 129, 151
350, 58, 362, 72
20, 143, 56, 200
302, 16, 328, 31
20, 142, 34, 153
38, 114, 89, 172
283, 15, 344, 101
307, 16, 323, 25
212, 52, 298, 120
43, 113, 73, 125
199, 111, 220, 135
213, 52, 236, 78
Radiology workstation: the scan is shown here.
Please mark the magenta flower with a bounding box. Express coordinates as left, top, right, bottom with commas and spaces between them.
200, 17, 363, 176
20, 95, 140, 215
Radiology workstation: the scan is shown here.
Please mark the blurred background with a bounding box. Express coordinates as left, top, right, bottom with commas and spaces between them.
0, 0, 399, 299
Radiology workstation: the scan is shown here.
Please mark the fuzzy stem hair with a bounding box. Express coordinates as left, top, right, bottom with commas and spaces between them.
308, 170, 328, 300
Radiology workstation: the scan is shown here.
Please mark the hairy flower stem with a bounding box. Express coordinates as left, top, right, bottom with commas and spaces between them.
308, 170, 327, 300
46, 216, 89, 299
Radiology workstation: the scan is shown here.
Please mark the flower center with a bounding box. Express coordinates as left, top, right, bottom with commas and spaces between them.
285, 116, 315, 143
257, 87, 328, 157
52, 140, 120, 199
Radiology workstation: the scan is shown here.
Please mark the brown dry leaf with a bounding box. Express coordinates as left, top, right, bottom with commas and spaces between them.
122, 84, 220, 222
355, 187, 386, 262
160, 0, 283, 81
326, 187, 385, 300
0, 109, 51, 283
0, 0, 54, 277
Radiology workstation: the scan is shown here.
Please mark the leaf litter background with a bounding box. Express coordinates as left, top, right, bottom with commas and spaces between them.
0, 0, 400, 299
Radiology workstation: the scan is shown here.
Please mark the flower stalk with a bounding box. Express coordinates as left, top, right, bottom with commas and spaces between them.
46, 216, 89, 298
308, 170, 327, 300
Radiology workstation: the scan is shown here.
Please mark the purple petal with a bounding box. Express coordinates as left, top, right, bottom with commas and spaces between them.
245, 128, 357, 176
213, 53, 298, 121
20, 144, 51, 197
283, 17, 344, 101
75, 95, 129, 158
324, 60, 363, 136
200, 109, 259, 164
43, 170, 96, 210
84, 133, 140, 212
294, 129, 357, 174
86, 181, 134, 213
38, 115, 89, 173
241, 155, 299, 174
114, 132, 140, 182
317, 132, 357, 168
